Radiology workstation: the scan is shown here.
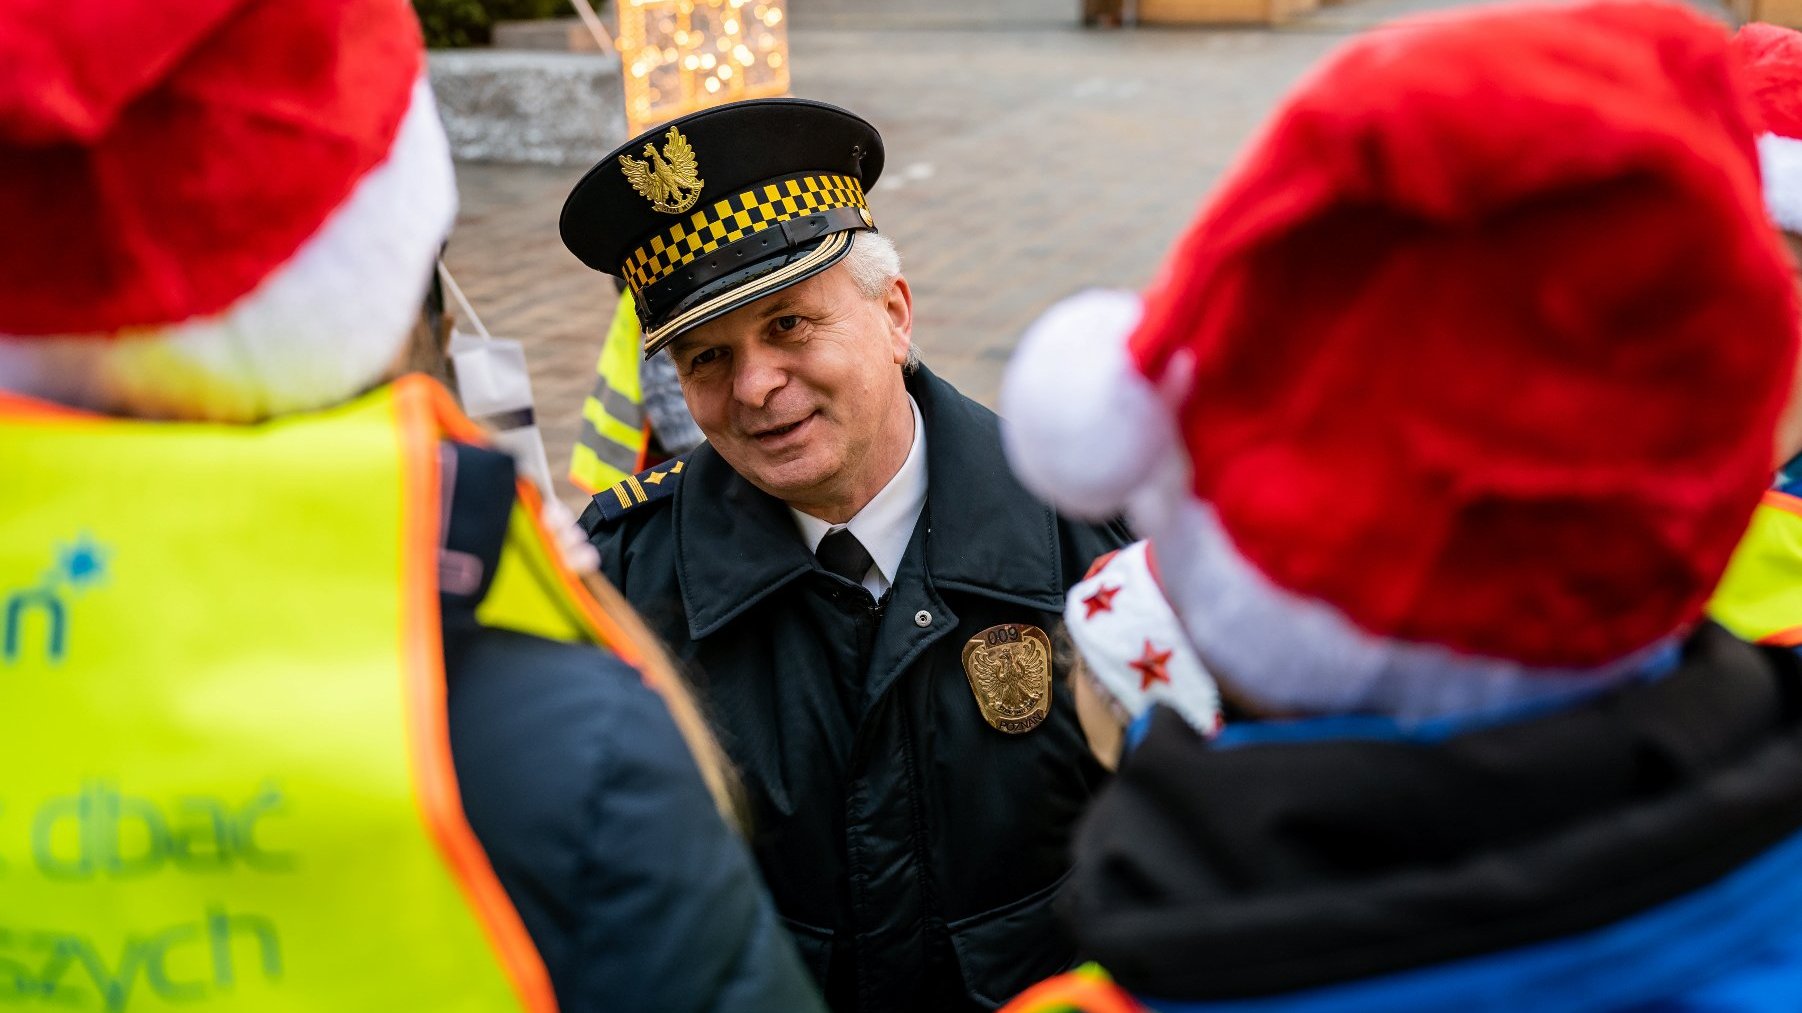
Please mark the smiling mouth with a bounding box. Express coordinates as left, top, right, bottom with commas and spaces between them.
752, 412, 815, 442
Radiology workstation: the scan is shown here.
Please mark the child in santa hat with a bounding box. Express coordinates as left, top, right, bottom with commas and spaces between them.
0, 2, 819, 1010
1000, 1, 1802, 1009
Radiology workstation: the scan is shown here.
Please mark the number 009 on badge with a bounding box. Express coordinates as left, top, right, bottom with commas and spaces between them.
962, 624, 1053, 734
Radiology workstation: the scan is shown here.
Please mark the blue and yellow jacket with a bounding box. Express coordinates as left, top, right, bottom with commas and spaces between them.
1019, 623, 1802, 1012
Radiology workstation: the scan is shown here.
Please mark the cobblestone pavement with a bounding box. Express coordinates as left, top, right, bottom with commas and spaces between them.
443, 0, 1723, 508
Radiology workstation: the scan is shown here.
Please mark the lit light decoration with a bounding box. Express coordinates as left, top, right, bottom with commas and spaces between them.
618, 0, 790, 134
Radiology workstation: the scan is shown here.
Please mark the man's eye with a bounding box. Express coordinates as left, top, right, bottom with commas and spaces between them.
774, 315, 801, 332
689, 347, 726, 369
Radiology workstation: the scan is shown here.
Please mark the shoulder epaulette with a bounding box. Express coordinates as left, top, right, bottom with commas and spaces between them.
592, 457, 686, 523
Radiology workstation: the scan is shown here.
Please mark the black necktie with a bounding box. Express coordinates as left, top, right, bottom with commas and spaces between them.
816, 528, 874, 584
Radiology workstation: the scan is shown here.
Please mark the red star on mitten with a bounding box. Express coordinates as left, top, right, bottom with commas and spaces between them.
1129, 640, 1173, 691
1082, 584, 1121, 618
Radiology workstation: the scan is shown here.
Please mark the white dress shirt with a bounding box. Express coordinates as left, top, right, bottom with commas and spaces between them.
790, 396, 928, 598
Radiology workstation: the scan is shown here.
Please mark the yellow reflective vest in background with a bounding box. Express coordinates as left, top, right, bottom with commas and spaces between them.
570, 292, 651, 495
1710, 490, 1802, 647
0, 376, 634, 1011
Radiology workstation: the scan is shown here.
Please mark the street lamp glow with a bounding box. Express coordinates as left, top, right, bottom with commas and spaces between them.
616, 0, 791, 134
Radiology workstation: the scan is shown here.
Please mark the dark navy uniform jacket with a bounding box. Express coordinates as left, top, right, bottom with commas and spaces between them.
580, 367, 1130, 1012
440, 442, 824, 1013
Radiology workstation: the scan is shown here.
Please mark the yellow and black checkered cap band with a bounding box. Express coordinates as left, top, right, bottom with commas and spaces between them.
621, 173, 869, 293
642, 229, 852, 356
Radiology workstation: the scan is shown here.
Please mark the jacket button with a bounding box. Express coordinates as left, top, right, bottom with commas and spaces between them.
913, 610, 932, 628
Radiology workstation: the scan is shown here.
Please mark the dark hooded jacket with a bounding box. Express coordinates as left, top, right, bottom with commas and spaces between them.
1061, 623, 1802, 1011
442, 441, 824, 1013
581, 367, 1129, 1012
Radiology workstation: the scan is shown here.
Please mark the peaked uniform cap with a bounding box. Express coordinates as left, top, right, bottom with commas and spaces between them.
1004, 0, 1797, 717
560, 98, 884, 358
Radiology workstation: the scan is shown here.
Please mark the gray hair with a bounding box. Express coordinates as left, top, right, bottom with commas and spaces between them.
844, 230, 920, 371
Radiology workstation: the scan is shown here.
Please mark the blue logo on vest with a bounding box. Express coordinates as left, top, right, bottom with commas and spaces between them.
5, 535, 107, 665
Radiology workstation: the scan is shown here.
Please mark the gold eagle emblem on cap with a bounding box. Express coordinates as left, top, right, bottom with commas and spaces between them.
619, 127, 705, 214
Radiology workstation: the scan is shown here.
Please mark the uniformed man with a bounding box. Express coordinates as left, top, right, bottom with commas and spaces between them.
562, 99, 1130, 1011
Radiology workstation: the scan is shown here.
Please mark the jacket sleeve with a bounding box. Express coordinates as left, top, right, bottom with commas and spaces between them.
564, 674, 825, 1013
594, 524, 628, 593
579, 495, 650, 592
446, 623, 824, 1013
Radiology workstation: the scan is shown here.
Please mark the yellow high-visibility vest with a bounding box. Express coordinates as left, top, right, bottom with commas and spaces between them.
0, 375, 643, 1011
570, 293, 652, 495
1710, 490, 1802, 647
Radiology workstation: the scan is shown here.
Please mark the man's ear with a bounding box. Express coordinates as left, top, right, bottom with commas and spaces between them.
884, 275, 914, 365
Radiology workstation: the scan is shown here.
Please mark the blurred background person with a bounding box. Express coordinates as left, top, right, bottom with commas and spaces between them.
1711, 21, 1802, 649
568, 283, 707, 497
0, 2, 820, 1010
999, 1, 1802, 1008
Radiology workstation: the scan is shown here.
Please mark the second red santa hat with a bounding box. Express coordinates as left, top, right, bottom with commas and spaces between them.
1733, 21, 1802, 234
1004, 0, 1796, 719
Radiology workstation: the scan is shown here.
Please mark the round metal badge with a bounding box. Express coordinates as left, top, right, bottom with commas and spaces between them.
961, 624, 1053, 734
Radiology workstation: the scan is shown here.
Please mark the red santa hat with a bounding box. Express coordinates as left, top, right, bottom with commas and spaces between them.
1005, 0, 1796, 720
1065, 541, 1223, 737
1733, 22, 1802, 235
0, 0, 456, 421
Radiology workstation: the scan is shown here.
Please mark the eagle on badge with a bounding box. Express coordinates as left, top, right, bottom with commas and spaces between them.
962, 624, 1054, 734
619, 127, 705, 214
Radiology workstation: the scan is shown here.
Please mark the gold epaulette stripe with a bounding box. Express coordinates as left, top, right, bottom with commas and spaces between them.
604, 462, 686, 514
621, 174, 869, 292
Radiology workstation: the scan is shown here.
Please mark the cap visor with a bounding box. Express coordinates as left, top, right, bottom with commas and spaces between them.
642, 230, 855, 358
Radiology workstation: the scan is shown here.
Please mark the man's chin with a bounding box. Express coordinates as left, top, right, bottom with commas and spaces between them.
723, 445, 837, 504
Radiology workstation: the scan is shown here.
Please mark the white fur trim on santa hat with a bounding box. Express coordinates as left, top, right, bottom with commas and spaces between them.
1065, 540, 1223, 736
1759, 132, 1802, 236
0, 78, 457, 422
1140, 494, 1672, 724
1001, 290, 1176, 522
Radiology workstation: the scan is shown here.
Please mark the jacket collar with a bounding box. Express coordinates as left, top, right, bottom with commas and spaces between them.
674, 365, 1065, 639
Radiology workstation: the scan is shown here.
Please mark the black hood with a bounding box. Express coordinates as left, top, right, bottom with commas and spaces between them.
1063, 623, 1802, 999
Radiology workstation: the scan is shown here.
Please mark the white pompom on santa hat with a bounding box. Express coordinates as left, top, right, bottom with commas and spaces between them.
1734, 22, 1802, 235
1004, 0, 1797, 721
0, 0, 456, 422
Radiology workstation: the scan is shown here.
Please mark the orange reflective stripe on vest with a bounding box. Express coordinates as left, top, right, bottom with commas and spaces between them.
1000, 964, 1144, 1013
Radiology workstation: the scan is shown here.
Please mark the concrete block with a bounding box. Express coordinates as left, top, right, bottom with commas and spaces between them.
427, 51, 627, 167
491, 18, 606, 52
